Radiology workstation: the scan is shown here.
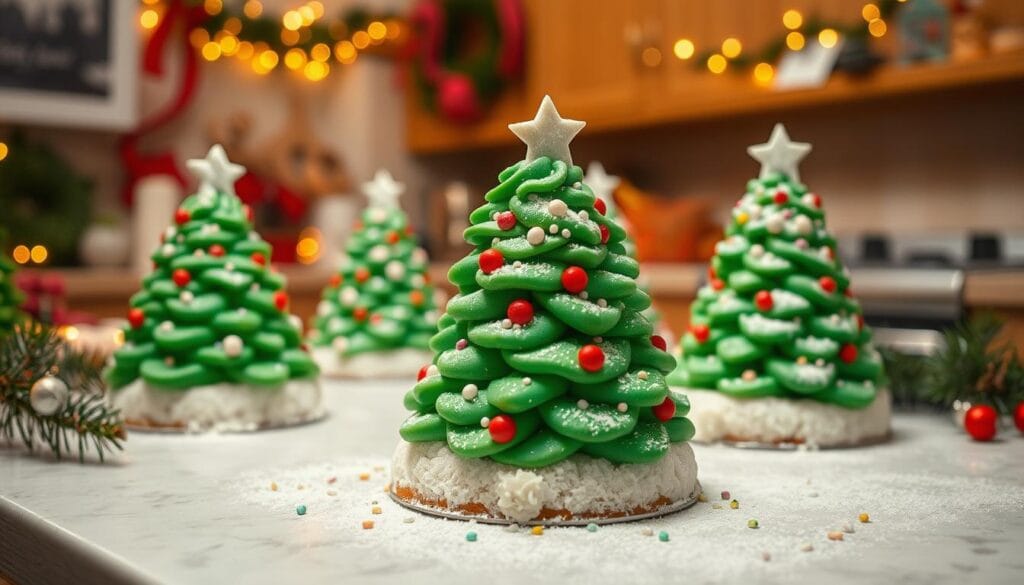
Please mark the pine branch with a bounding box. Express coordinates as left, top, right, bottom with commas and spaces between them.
0, 322, 125, 462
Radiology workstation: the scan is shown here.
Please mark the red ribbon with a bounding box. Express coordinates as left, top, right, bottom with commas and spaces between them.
119, 0, 207, 207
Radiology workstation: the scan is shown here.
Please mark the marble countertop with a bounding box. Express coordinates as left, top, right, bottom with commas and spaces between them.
2, 380, 1024, 585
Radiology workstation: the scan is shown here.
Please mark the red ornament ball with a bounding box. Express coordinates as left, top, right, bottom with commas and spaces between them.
1014, 402, 1024, 434
410, 290, 425, 306
329, 274, 342, 287
507, 299, 534, 325
754, 290, 773, 312
710, 278, 725, 291
964, 405, 998, 442
819, 276, 837, 293
496, 211, 517, 230
437, 73, 483, 124
243, 204, 254, 223
386, 231, 400, 244
839, 343, 858, 364
209, 244, 226, 257
809, 193, 822, 208
599, 224, 610, 244
128, 308, 145, 329
355, 267, 371, 283
561, 266, 589, 294
578, 344, 605, 372
172, 269, 191, 287
251, 252, 267, 266
353, 307, 368, 322
479, 249, 504, 275
417, 364, 431, 381
690, 323, 710, 343
174, 209, 190, 225
594, 198, 607, 216
488, 414, 517, 444
650, 335, 667, 351
273, 291, 289, 311
773, 191, 788, 205
652, 396, 676, 422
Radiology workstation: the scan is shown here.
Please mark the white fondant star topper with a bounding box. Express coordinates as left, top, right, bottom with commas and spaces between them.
363, 169, 405, 209
747, 123, 812, 183
509, 95, 586, 166
187, 144, 246, 197
584, 161, 621, 212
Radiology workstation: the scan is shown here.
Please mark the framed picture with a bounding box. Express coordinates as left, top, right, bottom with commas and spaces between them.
0, 0, 137, 130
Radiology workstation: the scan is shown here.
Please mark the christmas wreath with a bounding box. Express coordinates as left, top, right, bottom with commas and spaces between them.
410, 0, 524, 124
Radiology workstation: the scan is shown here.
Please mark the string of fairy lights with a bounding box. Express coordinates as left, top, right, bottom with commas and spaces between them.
671, 0, 905, 86
138, 0, 404, 82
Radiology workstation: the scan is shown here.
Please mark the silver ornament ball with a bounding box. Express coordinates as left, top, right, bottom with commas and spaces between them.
30, 376, 69, 416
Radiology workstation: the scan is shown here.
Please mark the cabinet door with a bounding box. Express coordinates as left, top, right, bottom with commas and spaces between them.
528, 0, 659, 122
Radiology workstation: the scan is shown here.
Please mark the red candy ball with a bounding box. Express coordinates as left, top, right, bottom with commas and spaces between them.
386, 231, 400, 244
1014, 402, 1024, 434
652, 397, 676, 422
773, 191, 788, 205
243, 204, 254, 223
599, 224, 610, 244
578, 344, 605, 372
965, 405, 998, 442
507, 299, 534, 325
174, 209, 190, 225
172, 269, 191, 287
690, 324, 710, 343
355, 267, 370, 283
273, 291, 289, 310
128, 308, 145, 329
496, 211, 517, 230
839, 343, 858, 364
251, 252, 266, 266
710, 278, 725, 291
561, 266, 589, 294
410, 290, 425, 306
754, 290, 773, 311
819, 276, 837, 293
650, 335, 667, 351
488, 415, 517, 444
479, 249, 504, 275
209, 244, 226, 257
353, 307, 368, 321
417, 364, 431, 381
594, 198, 607, 216
329, 274, 342, 287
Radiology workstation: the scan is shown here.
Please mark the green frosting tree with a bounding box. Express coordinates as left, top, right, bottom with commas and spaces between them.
309, 170, 437, 357
105, 146, 317, 391
399, 97, 694, 468
666, 124, 883, 409
0, 231, 24, 333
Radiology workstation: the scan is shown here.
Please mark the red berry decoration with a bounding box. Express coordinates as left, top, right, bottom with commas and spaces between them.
417, 365, 431, 381
355, 267, 370, 283
353, 307, 368, 321
387, 231, 400, 244
410, 290, 425, 306
594, 198, 607, 216
754, 290, 773, 312
710, 278, 725, 291
1014, 402, 1024, 434
329, 274, 342, 287
819, 276, 837, 293
172, 269, 191, 287
209, 244, 226, 257
707, 266, 717, 280
578, 344, 605, 372
652, 397, 676, 422
964, 405, 998, 442
507, 299, 534, 325
773, 191, 788, 205
478, 249, 504, 275
650, 335, 667, 351
251, 252, 266, 266
839, 343, 858, 364
496, 211, 517, 230
690, 324, 710, 343
809, 193, 822, 208
174, 209, 190, 225
488, 415, 517, 444
273, 291, 289, 311
243, 204, 254, 223
599, 224, 610, 244
561, 266, 589, 294
128, 308, 145, 329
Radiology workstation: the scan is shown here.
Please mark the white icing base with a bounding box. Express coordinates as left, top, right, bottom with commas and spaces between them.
390, 440, 699, 524
311, 346, 432, 380
676, 387, 892, 447
111, 379, 324, 432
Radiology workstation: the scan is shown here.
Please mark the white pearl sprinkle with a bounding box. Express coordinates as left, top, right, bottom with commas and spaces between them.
742, 369, 757, 381
522, 377, 532, 385
794, 215, 813, 235
548, 199, 568, 217
193, 249, 204, 257
578, 210, 589, 221
526, 226, 546, 246
750, 244, 765, 258
816, 358, 825, 367
225, 262, 236, 271
512, 260, 523, 268
561, 228, 571, 238
617, 403, 628, 413
160, 321, 173, 331
179, 291, 194, 304
766, 214, 785, 234
549, 224, 559, 234
638, 370, 649, 380
596, 298, 608, 308
579, 291, 589, 300
577, 399, 589, 410
492, 237, 500, 246
594, 336, 604, 343
501, 319, 513, 329
462, 384, 479, 401
161, 244, 175, 256
164, 356, 174, 366
480, 417, 491, 428
223, 335, 243, 357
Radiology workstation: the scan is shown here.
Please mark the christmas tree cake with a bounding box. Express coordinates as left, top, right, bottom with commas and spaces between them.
308, 170, 437, 378
390, 97, 699, 524
666, 124, 890, 447
105, 146, 323, 431
0, 230, 24, 334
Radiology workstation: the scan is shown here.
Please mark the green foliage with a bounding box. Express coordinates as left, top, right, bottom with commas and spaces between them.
0, 322, 125, 462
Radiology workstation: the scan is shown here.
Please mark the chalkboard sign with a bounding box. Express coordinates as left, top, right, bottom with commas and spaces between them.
0, 0, 136, 130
